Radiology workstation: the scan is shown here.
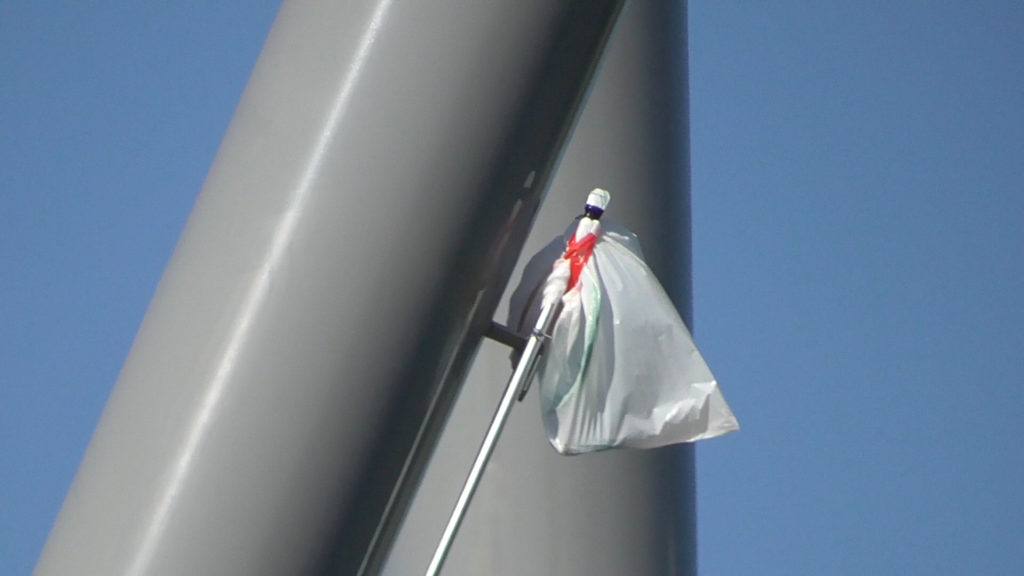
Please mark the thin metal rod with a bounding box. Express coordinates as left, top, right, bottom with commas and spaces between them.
425, 300, 561, 576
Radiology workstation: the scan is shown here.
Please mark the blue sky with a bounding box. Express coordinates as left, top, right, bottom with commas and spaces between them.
690, 2, 1023, 574
2, 2, 1022, 575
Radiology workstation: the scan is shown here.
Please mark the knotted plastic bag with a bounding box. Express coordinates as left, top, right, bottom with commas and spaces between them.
509, 216, 738, 454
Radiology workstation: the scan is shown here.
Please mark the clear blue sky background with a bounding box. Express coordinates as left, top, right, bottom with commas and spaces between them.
2, 2, 1021, 575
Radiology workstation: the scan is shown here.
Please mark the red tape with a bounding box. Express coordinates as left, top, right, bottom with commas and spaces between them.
564, 233, 598, 290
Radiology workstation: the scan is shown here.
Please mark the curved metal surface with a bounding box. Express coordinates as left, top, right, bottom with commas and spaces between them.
384, 2, 696, 575
34, 1, 623, 574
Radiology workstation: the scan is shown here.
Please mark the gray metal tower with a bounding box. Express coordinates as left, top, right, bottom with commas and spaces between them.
35, 2, 696, 574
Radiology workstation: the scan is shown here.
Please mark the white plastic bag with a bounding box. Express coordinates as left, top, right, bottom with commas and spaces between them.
509, 216, 738, 454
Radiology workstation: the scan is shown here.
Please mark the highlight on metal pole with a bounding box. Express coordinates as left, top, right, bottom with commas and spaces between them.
426, 296, 562, 576
426, 187, 614, 574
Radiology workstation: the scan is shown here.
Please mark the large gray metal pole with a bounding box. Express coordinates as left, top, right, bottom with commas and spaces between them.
33, 1, 624, 574
383, 3, 696, 575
